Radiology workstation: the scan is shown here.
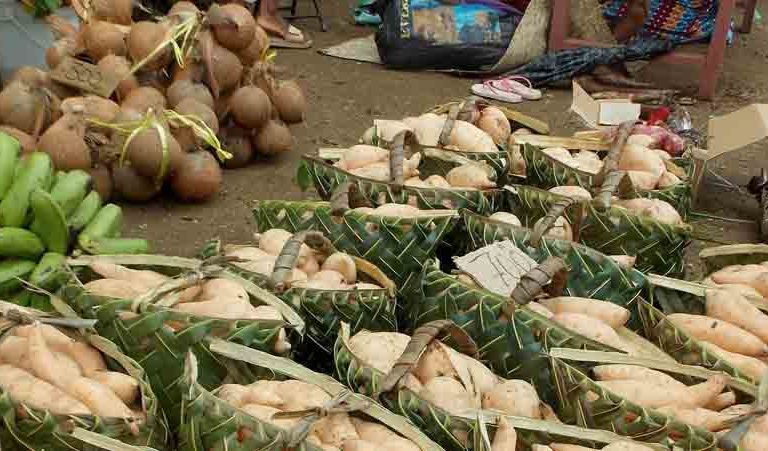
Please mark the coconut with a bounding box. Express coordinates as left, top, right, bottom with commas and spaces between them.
125, 125, 184, 179
271, 80, 306, 124
81, 20, 127, 62
219, 125, 254, 168
170, 151, 222, 202
229, 85, 271, 129
0, 81, 59, 136
121, 87, 167, 114
61, 96, 120, 123
198, 31, 244, 95
172, 98, 219, 152
208, 4, 256, 51
252, 120, 292, 156
168, 1, 199, 20
88, 165, 113, 201
91, 0, 132, 25
46, 37, 78, 69
127, 21, 172, 72
97, 55, 139, 100
0, 126, 36, 154
166, 79, 214, 109
237, 25, 269, 66
37, 114, 91, 170
111, 164, 159, 202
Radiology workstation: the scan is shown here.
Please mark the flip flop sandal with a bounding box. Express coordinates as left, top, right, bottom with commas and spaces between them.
354, 8, 381, 25
471, 81, 523, 104
491, 76, 542, 100
269, 24, 313, 49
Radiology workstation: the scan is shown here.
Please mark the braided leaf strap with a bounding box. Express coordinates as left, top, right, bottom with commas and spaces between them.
500, 257, 567, 320
376, 320, 479, 395
530, 197, 580, 247
593, 120, 637, 211
271, 231, 335, 292
277, 391, 371, 447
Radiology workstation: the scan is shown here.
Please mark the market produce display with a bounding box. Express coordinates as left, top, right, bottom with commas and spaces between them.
0, 135, 148, 311
0, 1, 306, 204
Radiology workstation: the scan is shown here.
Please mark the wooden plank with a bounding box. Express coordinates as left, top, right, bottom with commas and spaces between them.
495, 105, 550, 135
509, 134, 610, 151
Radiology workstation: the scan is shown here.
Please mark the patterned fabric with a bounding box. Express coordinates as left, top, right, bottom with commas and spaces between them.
602, 0, 719, 43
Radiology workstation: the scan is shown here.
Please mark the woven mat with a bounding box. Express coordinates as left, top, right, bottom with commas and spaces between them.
318, 35, 382, 65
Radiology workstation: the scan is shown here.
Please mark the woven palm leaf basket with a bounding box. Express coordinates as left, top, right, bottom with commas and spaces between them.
333, 320, 665, 451
57, 254, 304, 427
198, 230, 398, 366
514, 122, 694, 217
0, 301, 169, 451
297, 130, 505, 215
547, 348, 761, 450
252, 199, 459, 294
178, 340, 443, 451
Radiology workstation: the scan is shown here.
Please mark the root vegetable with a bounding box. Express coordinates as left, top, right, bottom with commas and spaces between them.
706, 391, 736, 411
0, 336, 29, 369
311, 413, 359, 447
549, 446, 596, 451
542, 147, 573, 163
617, 198, 682, 226
310, 270, 345, 285
14, 324, 72, 351
412, 342, 458, 383
68, 377, 134, 417
372, 203, 421, 217
348, 331, 410, 373
361, 120, 413, 145
540, 297, 630, 329
737, 430, 768, 451
126, 125, 184, 179
626, 134, 655, 148
166, 80, 214, 110
198, 278, 249, 303
533, 216, 573, 241
69, 341, 107, 376
321, 253, 356, 283
477, 106, 510, 146
552, 313, 627, 351
597, 375, 726, 409
490, 416, 517, 451
92, 371, 140, 404
84, 278, 144, 298
239, 403, 289, 427
80, 20, 127, 62
127, 21, 172, 72
609, 255, 636, 268
425, 174, 451, 188
657, 405, 739, 431
112, 164, 160, 202
706, 287, 768, 343
335, 145, 388, 171
668, 313, 768, 356
351, 419, 420, 451
602, 443, 654, 451
172, 99, 219, 152
230, 86, 272, 129
219, 125, 254, 168
710, 265, 768, 298
253, 120, 293, 155
593, 365, 685, 389
121, 87, 167, 114
209, 4, 256, 50
273, 379, 332, 410
618, 144, 666, 179
482, 379, 541, 418
272, 80, 306, 124
549, 185, 592, 200
446, 164, 495, 189
657, 171, 681, 188
38, 114, 91, 170
421, 376, 476, 414
27, 325, 79, 388
527, 301, 553, 318
626, 171, 660, 191
701, 342, 768, 380
89, 262, 168, 290
0, 364, 91, 415
572, 151, 603, 174
489, 212, 521, 226
226, 381, 284, 407
0, 126, 36, 153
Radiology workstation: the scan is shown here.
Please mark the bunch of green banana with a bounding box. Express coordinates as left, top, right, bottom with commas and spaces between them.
0, 132, 150, 309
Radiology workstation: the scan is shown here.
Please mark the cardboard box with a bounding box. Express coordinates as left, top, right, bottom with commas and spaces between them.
570, 80, 642, 128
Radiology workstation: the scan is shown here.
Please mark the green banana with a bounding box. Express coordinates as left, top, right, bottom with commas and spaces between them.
0, 132, 21, 200
0, 259, 36, 296
29, 252, 67, 291
48, 170, 92, 217
0, 153, 53, 227
0, 227, 45, 259
78, 204, 123, 242
29, 189, 69, 254
68, 191, 103, 234
78, 237, 150, 255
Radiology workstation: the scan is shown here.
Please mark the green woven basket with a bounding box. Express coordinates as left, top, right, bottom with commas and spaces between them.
638, 274, 764, 389
517, 136, 694, 216
501, 185, 692, 276
179, 340, 443, 451
57, 254, 305, 428
252, 200, 459, 293
333, 322, 663, 451
547, 348, 745, 450
198, 236, 398, 366
0, 302, 169, 451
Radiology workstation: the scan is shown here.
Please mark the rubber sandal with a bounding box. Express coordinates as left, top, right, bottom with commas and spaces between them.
269, 24, 313, 49
491, 76, 542, 100
354, 8, 381, 25
471, 82, 523, 104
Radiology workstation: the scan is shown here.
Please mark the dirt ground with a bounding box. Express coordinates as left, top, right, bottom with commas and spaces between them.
123, 0, 768, 269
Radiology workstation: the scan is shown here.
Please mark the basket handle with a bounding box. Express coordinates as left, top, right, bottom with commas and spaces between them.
386, 129, 419, 191
278, 390, 370, 447
376, 320, 478, 396
499, 257, 568, 320
593, 170, 628, 211
529, 197, 579, 248
270, 231, 335, 292
593, 120, 636, 210
437, 97, 480, 148
330, 180, 370, 216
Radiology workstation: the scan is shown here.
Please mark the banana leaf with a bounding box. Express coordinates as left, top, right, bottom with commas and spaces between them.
296, 153, 504, 215
252, 200, 459, 294
199, 238, 398, 369
519, 141, 693, 216
0, 301, 169, 451
57, 254, 304, 428
547, 348, 744, 450
639, 274, 763, 390
333, 323, 664, 451
179, 339, 443, 451
502, 185, 691, 276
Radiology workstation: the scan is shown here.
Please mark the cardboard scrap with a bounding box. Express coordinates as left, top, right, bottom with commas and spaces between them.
453, 241, 539, 297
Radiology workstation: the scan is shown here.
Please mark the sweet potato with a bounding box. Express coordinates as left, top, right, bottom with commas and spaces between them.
596, 374, 726, 409
89, 262, 169, 291
27, 325, 79, 389
68, 341, 107, 376
348, 331, 410, 373
667, 313, 768, 357
706, 287, 768, 343
84, 278, 145, 298
0, 364, 90, 415
310, 413, 359, 448
491, 416, 517, 451
412, 342, 459, 383
481, 379, 541, 418
592, 365, 685, 389
551, 313, 628, 351
67, 377, 134, 417
420, 376, 476, 415
656, 406, 738, 431
92, 371, 140, 405
701, 341, 768, 381
540, 297, 630, 329
351, 418, 420, 451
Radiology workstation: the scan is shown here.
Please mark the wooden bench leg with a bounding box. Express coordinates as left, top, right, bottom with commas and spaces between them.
739, 0, 757, 33
549, 0, 571, 51
698, 0, 735, 99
